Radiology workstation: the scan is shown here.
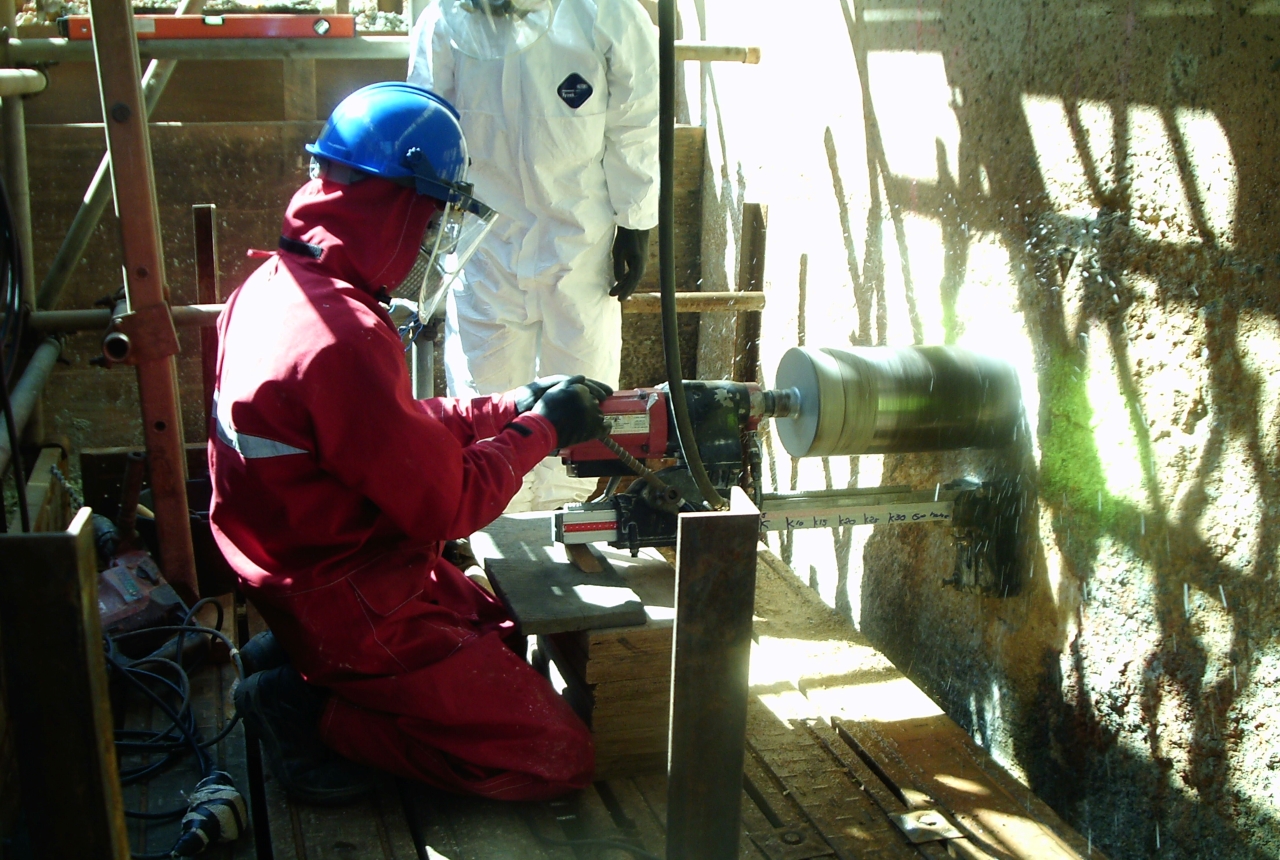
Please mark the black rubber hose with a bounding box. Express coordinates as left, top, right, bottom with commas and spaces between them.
658, 0, 725, 510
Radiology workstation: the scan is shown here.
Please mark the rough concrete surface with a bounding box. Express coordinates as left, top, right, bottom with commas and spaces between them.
689, 0, 1280, 857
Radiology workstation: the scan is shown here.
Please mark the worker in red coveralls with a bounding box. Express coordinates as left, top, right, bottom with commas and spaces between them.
208, 82, 608, 805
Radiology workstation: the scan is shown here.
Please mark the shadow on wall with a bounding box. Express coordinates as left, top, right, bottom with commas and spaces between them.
741, 0, 1280, 857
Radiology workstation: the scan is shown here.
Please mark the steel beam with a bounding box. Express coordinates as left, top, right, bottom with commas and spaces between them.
666, 487, 760, 860
7, 35, 757, 64
89, 0, 198, 602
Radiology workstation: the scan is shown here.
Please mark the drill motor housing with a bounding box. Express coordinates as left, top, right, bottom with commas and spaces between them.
561, 380, 775, 494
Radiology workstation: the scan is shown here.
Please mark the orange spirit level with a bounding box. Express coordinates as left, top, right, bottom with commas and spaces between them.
58, 14, 357, 40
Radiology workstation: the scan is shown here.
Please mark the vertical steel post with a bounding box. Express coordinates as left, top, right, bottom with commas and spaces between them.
666, 487, 760, 859
193, 204, 219, 432
88, 0, 198, 602
411, 318, 437, 399
0, 0, 34, 312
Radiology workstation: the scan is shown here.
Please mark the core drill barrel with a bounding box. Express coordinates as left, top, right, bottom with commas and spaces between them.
772, 346, 1022, 458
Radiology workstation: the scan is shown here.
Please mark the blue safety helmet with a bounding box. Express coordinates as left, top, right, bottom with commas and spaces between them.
306, 82, 490, 217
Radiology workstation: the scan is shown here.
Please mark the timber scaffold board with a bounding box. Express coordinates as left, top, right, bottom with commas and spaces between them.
245, 549, 1100, 860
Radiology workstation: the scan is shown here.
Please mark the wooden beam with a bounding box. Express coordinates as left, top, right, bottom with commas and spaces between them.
698, 202, 768, 381
11, 446, 70, 534
6, 36, 759, 64
626, 290, 764, 314
734, 203, 767, 382
282, 58, 317, 120
27, 292, 766, 335
0, 508, 131, 859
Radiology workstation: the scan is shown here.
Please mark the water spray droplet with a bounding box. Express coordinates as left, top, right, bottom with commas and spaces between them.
1140, 514, 1145, 536
1219, 584, 1228, 610
1184, 583, 1191, 617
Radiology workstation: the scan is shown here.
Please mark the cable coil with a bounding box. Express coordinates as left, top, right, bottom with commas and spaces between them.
106, 598, 249, 858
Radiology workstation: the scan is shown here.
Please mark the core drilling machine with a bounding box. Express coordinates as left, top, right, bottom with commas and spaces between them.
553, 345, 1026, 595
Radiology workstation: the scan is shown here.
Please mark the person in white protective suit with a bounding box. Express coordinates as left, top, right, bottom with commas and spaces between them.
408, 0, 659, 511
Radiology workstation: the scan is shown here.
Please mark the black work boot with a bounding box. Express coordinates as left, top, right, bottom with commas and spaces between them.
238, 630, 290, 677
233, 664, 378, 805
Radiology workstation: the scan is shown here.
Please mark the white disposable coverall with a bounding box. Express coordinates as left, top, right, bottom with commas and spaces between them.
409, 0, 659, 510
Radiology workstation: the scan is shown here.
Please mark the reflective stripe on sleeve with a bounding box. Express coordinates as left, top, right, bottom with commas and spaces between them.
213, 391, 309, 460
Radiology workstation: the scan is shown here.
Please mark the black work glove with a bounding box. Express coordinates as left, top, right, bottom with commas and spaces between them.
531, 375, 614, 448
610, 226, 650, 302
512, 375, 612, 413
511, 375, 574, 414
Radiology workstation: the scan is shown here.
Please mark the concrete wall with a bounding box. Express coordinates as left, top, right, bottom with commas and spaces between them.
688, 1, 1280, 857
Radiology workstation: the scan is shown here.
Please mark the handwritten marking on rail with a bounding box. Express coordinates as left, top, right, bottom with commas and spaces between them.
761, 505, 952, 532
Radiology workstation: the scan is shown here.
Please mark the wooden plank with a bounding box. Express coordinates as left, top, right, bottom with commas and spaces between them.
265, 764, 413, 860
11, 446, 69, 533
0, 649, 16, 847
734, 203, 768, 383
746, 702, 920, 860
620, 123, 705, 391
696, 197, 768, 381
0, 508, 131, 859
630, 769, 769, 859
120, 676, 152, 855
484, 556, 647, 635
635, 124, 704, 297
399, 779, 461, 859
632, 771, 669, 829
25, 56, 405, 125
552, 786, 650, 860
282, 58, 317, 121
599, 779, 667, 854
481, 519, 675, 780
741, 749, 837, 859
410, 791, 573, 860
261, 755, 304, 860
840, 716, 1096, 860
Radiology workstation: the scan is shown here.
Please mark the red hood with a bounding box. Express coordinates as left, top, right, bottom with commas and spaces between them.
281, 176, 440, 295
